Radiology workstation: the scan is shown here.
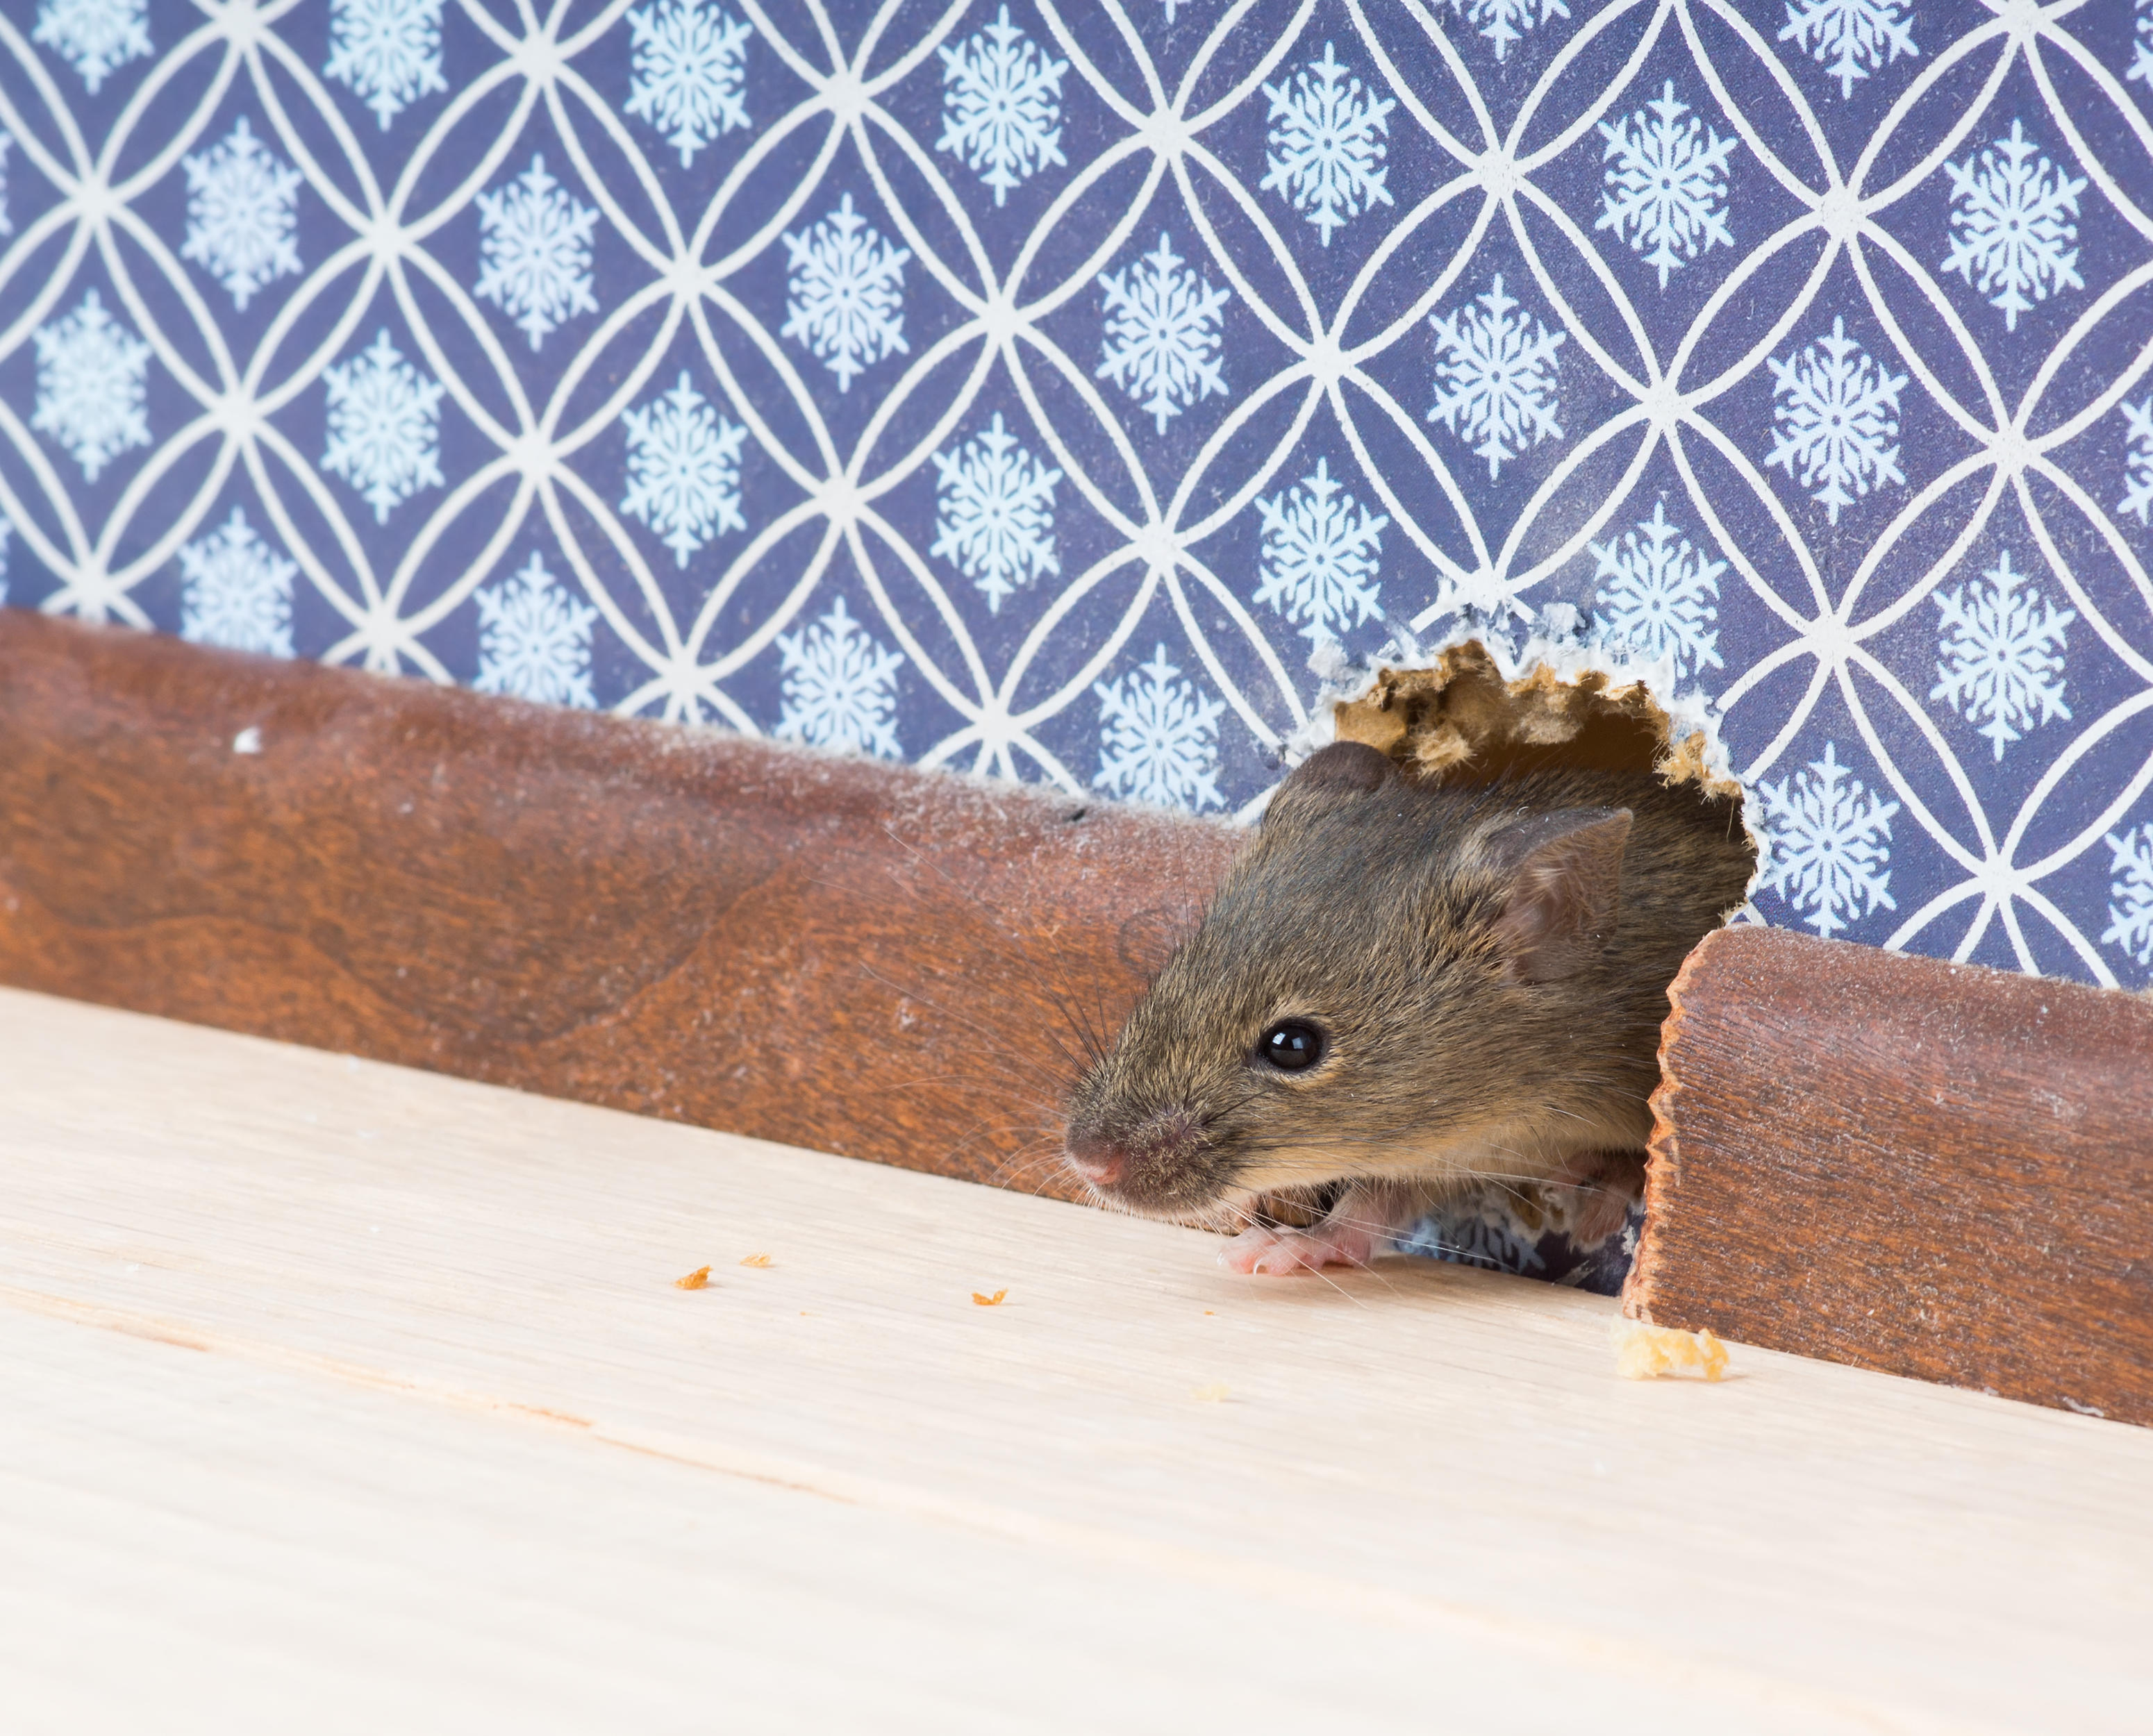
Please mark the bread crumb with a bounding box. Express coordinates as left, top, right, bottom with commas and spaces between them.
739, 1253, 773, 1269
674, 1266, 711, 1290
1613, 1319, 1729, 1381
1192, 1383, 1230, 1401
972, 1288, 1008, 1306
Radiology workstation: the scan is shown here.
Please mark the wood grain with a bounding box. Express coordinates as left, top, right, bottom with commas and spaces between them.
6, 985, 2152, 1733
17, 611, 2153, 1435
1628, 925, 2153, 1426
0, 610, 1239, 1194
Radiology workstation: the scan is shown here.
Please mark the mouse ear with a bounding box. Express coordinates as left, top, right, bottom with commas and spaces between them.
1264, 742, 1394, 829
1483, 808, 1633, 983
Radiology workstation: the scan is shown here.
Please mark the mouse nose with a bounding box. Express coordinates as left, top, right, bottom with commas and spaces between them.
1063, 1130, 1127, 1189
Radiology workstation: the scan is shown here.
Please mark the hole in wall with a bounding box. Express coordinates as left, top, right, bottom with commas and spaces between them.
1326, 637, 1743, 806
1266, 635, 1761, 1292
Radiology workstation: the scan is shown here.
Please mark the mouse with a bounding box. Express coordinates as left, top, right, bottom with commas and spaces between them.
1061, 740, 1756, 1274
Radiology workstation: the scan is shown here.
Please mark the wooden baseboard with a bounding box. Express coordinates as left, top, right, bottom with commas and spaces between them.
1628, 926, 2153, 1426
15, 612, 2153, 1426
0, 610, 1238, 1194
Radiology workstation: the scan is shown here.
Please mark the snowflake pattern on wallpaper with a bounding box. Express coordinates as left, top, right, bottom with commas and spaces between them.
1778, 0, 1918, 101
2107, 827, 2153, 968
181, 117, 302, 310
2123, 399, 2153, 527
31, 289, 150, 481
781, 195, 910, 392
1445, 0, 1570, 63
320, 331, 444, 523
1097, 232, 1230, 436
938, 7, 1066, 208
1261, 42, 1394, 248
177, 506, 295, 658
1755, 742, 1900, 940
932, 413, 1061, 614
31, 0, 149, 92
1588, 501, 1723, 685
324, 0, 447, 130
620, 371, 748, 565
5, 0, 2153, 996
1254, 458, 1386, 645
474, 553, 597, 708
1596, 83, 1736, 290
1095, 646, 1224, 811
1929, 548, 2074, 762
1941, 121, 2086, 332
1765, 317, 1906, 525
1427, 276, 1565, 480
778, 596, 904, 758
626, 0, 751, 168
475, 156, 599, 350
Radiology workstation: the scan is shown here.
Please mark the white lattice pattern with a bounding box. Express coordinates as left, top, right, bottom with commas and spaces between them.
3, 0, 2152, 987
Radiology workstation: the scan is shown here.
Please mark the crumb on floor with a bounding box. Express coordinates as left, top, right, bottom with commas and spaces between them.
1614, 1320, 1729, 1382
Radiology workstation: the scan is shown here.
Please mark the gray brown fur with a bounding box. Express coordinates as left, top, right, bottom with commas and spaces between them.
1063, 744, 1755, 1249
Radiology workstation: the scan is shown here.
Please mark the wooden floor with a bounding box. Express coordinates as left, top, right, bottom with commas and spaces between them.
1, 990, 2147, 1733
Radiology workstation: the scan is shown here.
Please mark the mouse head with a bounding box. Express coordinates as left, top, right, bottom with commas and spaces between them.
1061, 742, 1634, 1223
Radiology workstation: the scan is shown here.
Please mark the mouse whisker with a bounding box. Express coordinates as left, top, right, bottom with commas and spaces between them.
853, 964, 1083, 1096
1040, 949, 1131, 1070
934, 1124, 1056, 1179
869, 1074, 1066, 1118
1302, 1264, 1377, 1308
864, 821, 1152, 1083
990, 1136, 1085, 1181
997, 1163, 1081, 1200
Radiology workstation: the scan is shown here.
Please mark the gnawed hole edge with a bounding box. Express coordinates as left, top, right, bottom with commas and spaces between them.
1297, 634, 1756, 894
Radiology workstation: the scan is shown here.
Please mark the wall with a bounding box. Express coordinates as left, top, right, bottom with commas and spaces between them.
1, 0, 2150, 987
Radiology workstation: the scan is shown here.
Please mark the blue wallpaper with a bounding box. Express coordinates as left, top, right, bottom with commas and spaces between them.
3, 0, 2152, 988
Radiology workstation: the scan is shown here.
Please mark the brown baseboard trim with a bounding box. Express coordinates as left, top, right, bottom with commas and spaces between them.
0, 610, 1238, 1194
18, 610, 2153, 1424
1629, 926, 2153, 1426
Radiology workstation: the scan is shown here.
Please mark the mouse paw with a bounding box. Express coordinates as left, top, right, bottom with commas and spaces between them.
1220, 1223, 1381, 1276
1545, 1149, 1648, 1251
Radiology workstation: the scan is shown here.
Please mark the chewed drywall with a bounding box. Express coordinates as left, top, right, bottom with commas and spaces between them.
1293, 625, 1759, 898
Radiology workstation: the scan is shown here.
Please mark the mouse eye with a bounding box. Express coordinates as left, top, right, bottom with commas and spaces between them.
1256, 1021, 1324, 1073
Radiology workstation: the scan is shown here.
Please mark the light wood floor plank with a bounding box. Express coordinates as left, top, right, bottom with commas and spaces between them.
1, 987, 2146, 1733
